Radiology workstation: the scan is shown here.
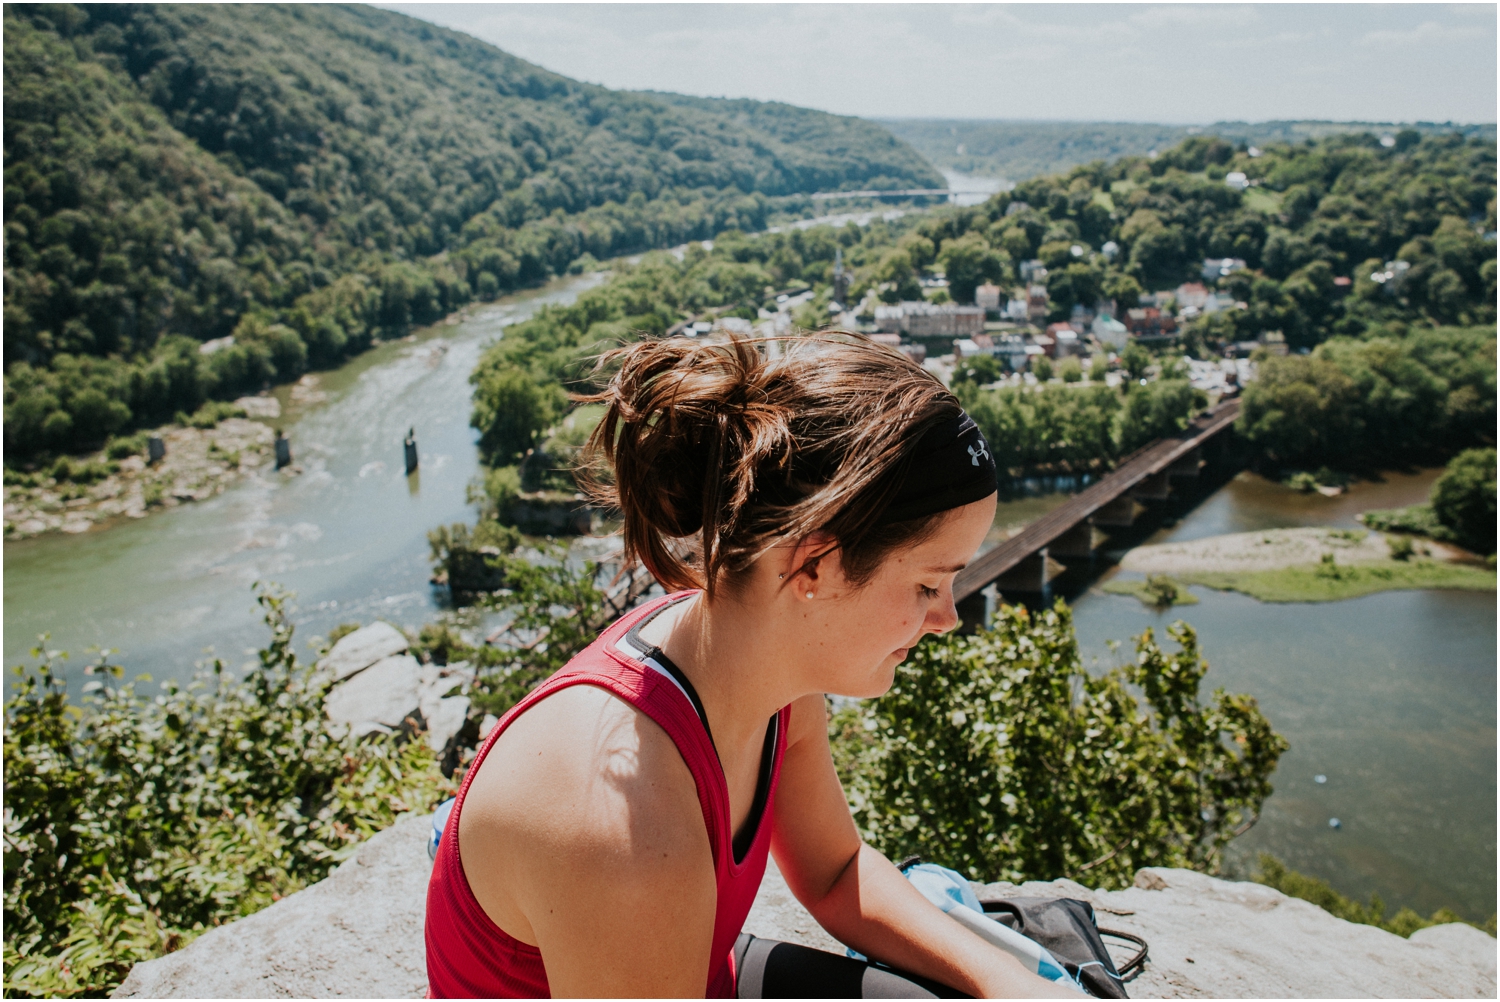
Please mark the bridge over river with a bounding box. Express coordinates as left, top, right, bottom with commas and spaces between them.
954, 397, 1243, 624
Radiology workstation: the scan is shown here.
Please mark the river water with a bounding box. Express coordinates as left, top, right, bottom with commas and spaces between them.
5, 291, 1493, 921
1055, 469, 1496, 922
3, 272, 606, 691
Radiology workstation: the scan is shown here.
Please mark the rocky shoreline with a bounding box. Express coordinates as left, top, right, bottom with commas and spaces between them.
4, 415, 275, 540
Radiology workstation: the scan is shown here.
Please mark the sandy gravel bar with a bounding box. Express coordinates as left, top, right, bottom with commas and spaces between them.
1119, 527, 1457, 574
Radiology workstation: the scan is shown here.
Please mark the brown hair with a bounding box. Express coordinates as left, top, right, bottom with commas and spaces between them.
577, 332, 963, 599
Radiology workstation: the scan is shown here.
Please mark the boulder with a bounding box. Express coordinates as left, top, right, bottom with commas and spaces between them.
324, 654, 423, 737
114, 817, 1497, 999
318, 622, 409, 683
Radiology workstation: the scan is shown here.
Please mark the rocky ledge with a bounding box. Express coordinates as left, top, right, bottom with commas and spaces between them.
114, 812, 1495, 999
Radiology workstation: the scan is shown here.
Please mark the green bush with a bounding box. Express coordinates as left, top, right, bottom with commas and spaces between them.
2, 586, 455, 997
105, 434, 149, 460
1431, 447, 1496, 554
1387, 535, 1415, 561
1031, 356, 1054, 382
1058, 357, 1084, 383
178, 401, 247, 430
835, 601, 1287, 888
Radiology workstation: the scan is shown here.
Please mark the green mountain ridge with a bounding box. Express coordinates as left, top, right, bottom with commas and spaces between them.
882, 118, 1498, 182
3, 3, 939, 460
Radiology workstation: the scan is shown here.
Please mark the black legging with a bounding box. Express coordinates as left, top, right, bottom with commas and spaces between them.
734, 934, 971, 999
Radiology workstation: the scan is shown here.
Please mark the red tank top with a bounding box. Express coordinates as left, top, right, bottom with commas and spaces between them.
425, 592, 791, 998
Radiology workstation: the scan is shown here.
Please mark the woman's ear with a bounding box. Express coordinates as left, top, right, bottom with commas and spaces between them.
783, 532, 842, 595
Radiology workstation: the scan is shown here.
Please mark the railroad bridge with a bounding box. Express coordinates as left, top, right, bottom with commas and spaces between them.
954, 397, 1243, 626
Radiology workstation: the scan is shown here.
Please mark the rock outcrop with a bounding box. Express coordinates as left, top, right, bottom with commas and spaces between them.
318, 624, 472, 754
114, 810, 1496, 999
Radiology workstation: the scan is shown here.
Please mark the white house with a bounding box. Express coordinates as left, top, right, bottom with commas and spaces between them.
1092, 314, 1129, 350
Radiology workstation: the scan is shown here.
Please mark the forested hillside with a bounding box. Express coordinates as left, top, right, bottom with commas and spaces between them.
2, 3, 940, 461
882, 119, 1497, 182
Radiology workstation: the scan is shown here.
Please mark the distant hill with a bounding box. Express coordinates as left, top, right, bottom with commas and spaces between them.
2, 3, 939, 459
881, 119, 1498, 182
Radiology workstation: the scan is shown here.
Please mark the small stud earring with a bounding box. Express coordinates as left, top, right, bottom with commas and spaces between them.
806, 591, 815, 599
778, 573, 785, 579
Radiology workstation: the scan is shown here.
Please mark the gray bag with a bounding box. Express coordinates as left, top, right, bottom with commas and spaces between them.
977, 896, 1146, 999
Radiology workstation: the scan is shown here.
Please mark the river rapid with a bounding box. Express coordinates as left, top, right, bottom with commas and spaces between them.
3, 272, 606, 694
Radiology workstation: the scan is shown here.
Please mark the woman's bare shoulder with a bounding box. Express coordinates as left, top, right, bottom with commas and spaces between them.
457, 684, 713, 939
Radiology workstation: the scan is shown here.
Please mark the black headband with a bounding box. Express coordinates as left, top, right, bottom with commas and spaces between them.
877, 412, 998, 524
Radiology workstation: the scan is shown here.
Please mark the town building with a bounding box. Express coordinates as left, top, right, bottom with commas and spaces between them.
1092, 314, 1129, 350
1027, 284, 1050, 322
1201, 258, 1247, 283
1175, 283, 1210, 311
1019, 259, 1048, 284
1225, 171, 1249, 191
872, 301, 984, 338
1005, 295, 1030, 322
975, 283, 1002, 311
1124, 307, 1178, 341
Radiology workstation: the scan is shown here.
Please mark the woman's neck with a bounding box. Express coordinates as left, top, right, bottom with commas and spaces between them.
642, 589, 799, 766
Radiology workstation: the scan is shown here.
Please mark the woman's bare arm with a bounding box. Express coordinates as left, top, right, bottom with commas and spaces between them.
770, 694, 1078, 999
458, 684, 718, 997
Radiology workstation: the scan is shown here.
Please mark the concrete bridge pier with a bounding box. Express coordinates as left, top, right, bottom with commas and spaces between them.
1049, 521, 1103, 558
1168, 447, 1203, 480
1092, 495, 1143, 527
1131, 471, 1173, 500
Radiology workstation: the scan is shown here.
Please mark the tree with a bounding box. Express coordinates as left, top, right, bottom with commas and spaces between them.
1121, 342, 1152, 382
937, 233, 1006, 305
1031, 355, 1054, 382
834, 601, 1287, 889
1430, 448, 1496, 554
470, 365, 565, 467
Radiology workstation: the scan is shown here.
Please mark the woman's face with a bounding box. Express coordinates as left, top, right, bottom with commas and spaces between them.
808, 494, 997, 698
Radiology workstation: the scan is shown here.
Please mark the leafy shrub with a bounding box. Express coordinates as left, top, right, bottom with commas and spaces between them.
177, 401, 247, 430
1431, 447, 1496, 554
835, 601, 1287, 889
1361, 503, 1446, 538
1386, 535, 1415, 561
1286, 471, 1319, 493
1145, 574, 1184, 606
2, 586, 455, 997
1031, 356, 1054, 382
105, 434, 149, 460
1058, 357, 1084, 383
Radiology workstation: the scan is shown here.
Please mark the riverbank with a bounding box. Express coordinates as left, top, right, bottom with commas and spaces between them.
1111, 527, 1495, 603
3, 418, 275, 540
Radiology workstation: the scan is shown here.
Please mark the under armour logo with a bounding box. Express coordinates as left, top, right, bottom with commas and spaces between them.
968, 440, 991, 466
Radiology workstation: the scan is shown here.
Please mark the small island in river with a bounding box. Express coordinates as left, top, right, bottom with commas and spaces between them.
1105, 527, 1496, 604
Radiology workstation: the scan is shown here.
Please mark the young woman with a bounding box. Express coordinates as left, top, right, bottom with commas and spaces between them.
426, 334, 1076, 998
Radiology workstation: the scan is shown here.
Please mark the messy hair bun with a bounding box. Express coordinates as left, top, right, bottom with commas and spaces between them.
578, 332, 962, 598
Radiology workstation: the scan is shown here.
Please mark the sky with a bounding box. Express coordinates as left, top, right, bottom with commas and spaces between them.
379, 3, 1497, 124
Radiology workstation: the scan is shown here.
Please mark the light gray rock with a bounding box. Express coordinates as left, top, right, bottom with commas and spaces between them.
1410, 923, 1498, 980
112, 814, 432, 999
324, 654, 422, 737
970, 867, 1495, 999
318, 621, 409, 683
113, 825, 1496, 999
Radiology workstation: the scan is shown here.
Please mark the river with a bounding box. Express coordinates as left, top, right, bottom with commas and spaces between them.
1049, 468, 1495, 923
3, 272, 606, 693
